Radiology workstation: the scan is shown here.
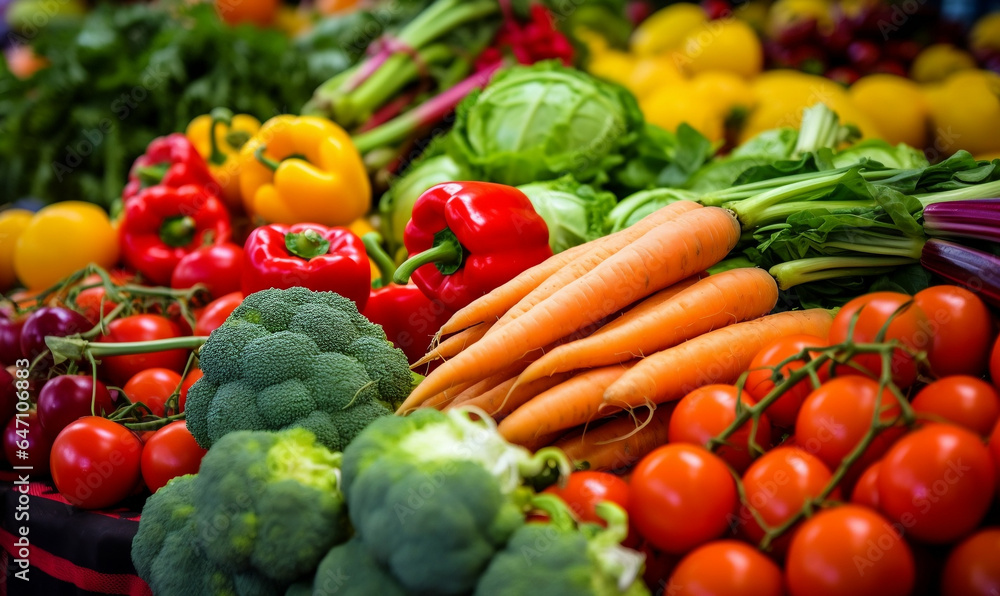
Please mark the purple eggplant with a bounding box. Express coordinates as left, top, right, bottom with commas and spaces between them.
923, 199, 1000, 244
921, 239, 1000, 307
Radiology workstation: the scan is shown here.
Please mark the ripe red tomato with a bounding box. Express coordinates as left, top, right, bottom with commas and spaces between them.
668, 384, 772, 472
179, 368, 203, 412
630, 444, 737, 554
171, 243, 244, 300
543, 471, 630, 526
3, 410, 52, 473
193, 291, 242, 336
912, 376, 1000, 436
738, 446, 838, 557
850, 461, 882, 511
123, 368, 183, 417
140, 421, 207, 493
827, 292, 928, 387
36, 375, 117, 441
786, 505, 915, 596
796, 376, 904, 489
877, 424, 996, 544
991, 334, 1000, 393
98, 315, 188, 386
913, 285, 994, 378
990, 420, 1000, 487
666, 540, 784, 596
745, 334, 828, 428
942, 528, 1000, 596
50, 417, 143, 509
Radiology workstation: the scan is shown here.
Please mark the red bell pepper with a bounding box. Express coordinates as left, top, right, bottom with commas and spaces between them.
393, 182, 552, 310
361, 232, 453, 365
241, 223, 371, 310
122, 134, 219, 202
119, 185, 232, 286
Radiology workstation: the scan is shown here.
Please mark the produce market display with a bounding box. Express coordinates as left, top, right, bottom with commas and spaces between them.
2, 0, 1000, 594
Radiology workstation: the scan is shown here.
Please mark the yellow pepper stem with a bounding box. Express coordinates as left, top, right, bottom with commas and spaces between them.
208, 107, 234, 165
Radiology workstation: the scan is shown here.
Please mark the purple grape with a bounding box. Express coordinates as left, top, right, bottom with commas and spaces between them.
0, 315, 25, 366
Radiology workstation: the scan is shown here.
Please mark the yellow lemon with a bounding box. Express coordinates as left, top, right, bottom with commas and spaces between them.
631, 3, 708, 56
676, 19, 763, 79
924, 70, 1000, 156
910, 44, 977, 84
641, 82, 725, 142
970, 12, 1000, 53
689, 70, 757, 118
848, 74, 928, 148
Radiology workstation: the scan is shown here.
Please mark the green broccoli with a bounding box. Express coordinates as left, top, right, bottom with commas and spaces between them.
193, 428, 350, 586
186, 287, 411, 451
341, 408, 571, 595
131, 475, 280, 596
474, 496, 649, 596
307, 538, 408, 596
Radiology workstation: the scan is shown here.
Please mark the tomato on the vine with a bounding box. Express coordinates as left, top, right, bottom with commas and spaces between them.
911, 376, 1000, 437
850, 461, 882, 511
179, 368, 203, 412
666, 540, 784, 596
98, 315, 188, 386
795, 376, 904, 489
140, 421, 206, 493
193, 291, 242, 336
827, 291, 928, 388
745, 334, 828, 428
50, 417, 143, 509
877, 424, 996, 544
543, 471, 630, 526
171, 243, 244, 300
630, 444, 737, 554
123, 368, 183, 417
942, 528, 1000, 596
990, 420, 1000, 486
3, 410, 51, 473
786, 505, 915, 596
667, 384, 772, 472
991, 333, 1000, 393
739, 446, 838, 556
913, 285, 994, 378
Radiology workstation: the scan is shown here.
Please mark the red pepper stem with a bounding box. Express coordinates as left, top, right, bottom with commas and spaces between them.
137, 164, 170, 187
160, 215, 197, 248
208, 107, 234, 165
254, 145, 282, 172
361, 232, 398, 288
285, 229, 331, 260
393, 228, 463, 285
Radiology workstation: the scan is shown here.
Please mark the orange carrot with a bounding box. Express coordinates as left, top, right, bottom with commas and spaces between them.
450, 372, 575, 420
553, 405, 675, 472
486, 201, 704, 333
398, 206, 741, 411
603, 309, 835, 408
413, 323, 492, 367
437, 200, 703, 336
497, 364, 635, 445
516, 268, 779, 386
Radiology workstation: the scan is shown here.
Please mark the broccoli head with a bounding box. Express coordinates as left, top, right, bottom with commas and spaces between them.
307, 538, 408, 596
341, 408, 572, 595
193, 428, 350, 586
474, 497, 649, 596
131, 475, 279, 596
186, 287, 411, 451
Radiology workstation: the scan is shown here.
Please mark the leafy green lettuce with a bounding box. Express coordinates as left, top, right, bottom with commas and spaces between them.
516, 176, 617, 253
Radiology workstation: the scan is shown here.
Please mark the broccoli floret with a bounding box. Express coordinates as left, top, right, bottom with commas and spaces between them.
131, 475, 278, 596
341, 408, 571, 595
186, 287, 411, 451
193, 428, 350, 586
308, 538, 407, 596
474, 497, 649, 596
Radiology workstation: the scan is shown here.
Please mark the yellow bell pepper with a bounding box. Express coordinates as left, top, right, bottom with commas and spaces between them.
347, 216, 382, 281
185, 108, 261, 213
14, 202, 119, 291
239, 115, 371, 227
0, 209, 33, 291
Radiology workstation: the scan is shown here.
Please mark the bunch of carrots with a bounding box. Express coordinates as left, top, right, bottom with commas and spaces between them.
399, 201, 834, 469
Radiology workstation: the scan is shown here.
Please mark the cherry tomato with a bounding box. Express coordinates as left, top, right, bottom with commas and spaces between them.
171, 243, 244, 300
215, 0, 278, 26
786, 505, 915, 596
193, 291, 242, 336
913, 285, 994, 378
850, 461, 882, 511
72, 273, 126, 326
739, 446, 838, 557
991, 334, 1000, 393
942, 528, 1000, 596
36, 375, 117, 441
668, 384, 772, 472
828, 292, 928, 388
179, 368, 203, 412
877, 424, 996, 544
990, 420, 1000, 488
98, 315, 188, 386
641, 542, 683, 595
140, 421, 207, 493
666, 540, 784, 596
50, 417, 143, 509
912, 376, 1000, 436
745, 334, 828, 428
123, 368, 183, 417
543, 471, 630, 525
796, 376, 904, 490
3, 410, 51, 473
630, 444, 737, 554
